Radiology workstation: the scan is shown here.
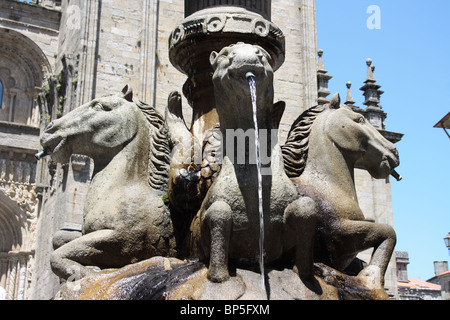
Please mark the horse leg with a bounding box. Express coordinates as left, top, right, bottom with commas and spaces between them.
358, 223, 396, 287
50, 229, 125, 280
284, 196, 318, 279
52, 228, 82, 250
202, 201, 232, 282
335, 220, 396, 286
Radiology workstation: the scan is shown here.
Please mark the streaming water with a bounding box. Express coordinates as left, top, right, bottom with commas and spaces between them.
246, 72, 266, 293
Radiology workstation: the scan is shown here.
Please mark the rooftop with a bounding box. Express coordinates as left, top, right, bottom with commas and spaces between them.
398, 278, 441, 291
434, 112, 450, 129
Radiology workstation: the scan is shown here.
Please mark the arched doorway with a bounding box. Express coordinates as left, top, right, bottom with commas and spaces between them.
0, 27, 49, 300
0, 28, 51, 126
0, 192, 35, 300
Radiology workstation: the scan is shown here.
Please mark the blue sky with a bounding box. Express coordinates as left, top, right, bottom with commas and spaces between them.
316, 0, 450, 280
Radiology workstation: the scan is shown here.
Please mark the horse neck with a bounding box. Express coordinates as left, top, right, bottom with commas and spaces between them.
302, 122, 358, 200
91, 119, 150, 188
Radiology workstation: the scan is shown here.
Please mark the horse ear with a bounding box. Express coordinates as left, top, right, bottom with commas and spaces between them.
122, 85, 133, 102
330, 93, 340, 109
210, 51, 219, 69
272, 101, 286, 129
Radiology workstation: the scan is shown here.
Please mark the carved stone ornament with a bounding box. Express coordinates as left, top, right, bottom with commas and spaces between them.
169, 6, 285, 76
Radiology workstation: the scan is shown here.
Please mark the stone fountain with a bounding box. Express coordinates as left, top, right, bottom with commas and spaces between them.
41, 1, 400, 300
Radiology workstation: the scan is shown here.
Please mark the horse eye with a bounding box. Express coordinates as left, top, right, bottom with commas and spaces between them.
357, 116, 365, 124
94, 103, 112, 111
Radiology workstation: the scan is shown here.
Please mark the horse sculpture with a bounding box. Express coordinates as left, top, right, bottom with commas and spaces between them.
282, 93, 399, 288
190, 43, 318, 283
40, 86, 176, 280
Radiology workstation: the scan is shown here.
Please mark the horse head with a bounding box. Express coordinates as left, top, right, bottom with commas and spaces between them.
322, 93, 400, 179
40, 86, 142, 164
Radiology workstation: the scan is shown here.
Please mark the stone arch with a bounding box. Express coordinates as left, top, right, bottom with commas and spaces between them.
0, 192, 34, 300
0, 193, 24, 252
0, 28, 51, 126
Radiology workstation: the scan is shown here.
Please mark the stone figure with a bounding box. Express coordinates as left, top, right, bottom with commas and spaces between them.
282, 93, 399, 289
190, 43, 318, 283
40, 86, 176, 280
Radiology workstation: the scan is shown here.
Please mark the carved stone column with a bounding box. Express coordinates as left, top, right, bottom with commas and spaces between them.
169, 3, 284, 143
6, 253, 18, 300
0, 252, 32, 300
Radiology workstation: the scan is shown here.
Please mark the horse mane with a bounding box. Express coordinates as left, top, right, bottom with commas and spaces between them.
135, 100, 171, 191
281, 104, 324, 178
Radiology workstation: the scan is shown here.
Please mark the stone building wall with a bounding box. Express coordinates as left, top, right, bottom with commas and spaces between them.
0, 0, 59, 126
272, 0, 318, 141
0, 0, 60, 300
154, 0, 186, 115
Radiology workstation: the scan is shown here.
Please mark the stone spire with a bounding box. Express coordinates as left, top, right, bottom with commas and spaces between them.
359, 58, 386, 129
345, 81, 355, 107
360, 58, 384, 109
317, 49, 333, 105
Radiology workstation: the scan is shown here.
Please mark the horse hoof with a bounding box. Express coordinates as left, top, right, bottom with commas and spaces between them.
357, 265, 383, 290
207, 268, 230, 283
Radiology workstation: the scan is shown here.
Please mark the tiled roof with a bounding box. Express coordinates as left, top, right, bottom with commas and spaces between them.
397, 278, 441, 291
436, 270, 450, 277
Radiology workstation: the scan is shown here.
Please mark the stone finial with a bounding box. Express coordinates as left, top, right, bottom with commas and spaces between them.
359, 58, 386, 129
345, 81, 355, 106
317, 49, 332, 105
360, 58, 383, 108
365, 58, 377, 83
317, 49, 326, 72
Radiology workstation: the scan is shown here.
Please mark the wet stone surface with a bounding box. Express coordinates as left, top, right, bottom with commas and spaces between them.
55, 257, 389, 300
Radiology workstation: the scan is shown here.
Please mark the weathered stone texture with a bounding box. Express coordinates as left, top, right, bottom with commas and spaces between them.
94, 0, 144, 98
272, 0, 318, 142
154, 0, 186, 117
0, 0, 60, 69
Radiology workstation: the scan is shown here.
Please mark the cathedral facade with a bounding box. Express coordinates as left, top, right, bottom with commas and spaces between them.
0, 0, 401, 300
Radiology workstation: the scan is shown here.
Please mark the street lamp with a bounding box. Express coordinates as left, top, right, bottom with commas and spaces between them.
444, 233, 450, 255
